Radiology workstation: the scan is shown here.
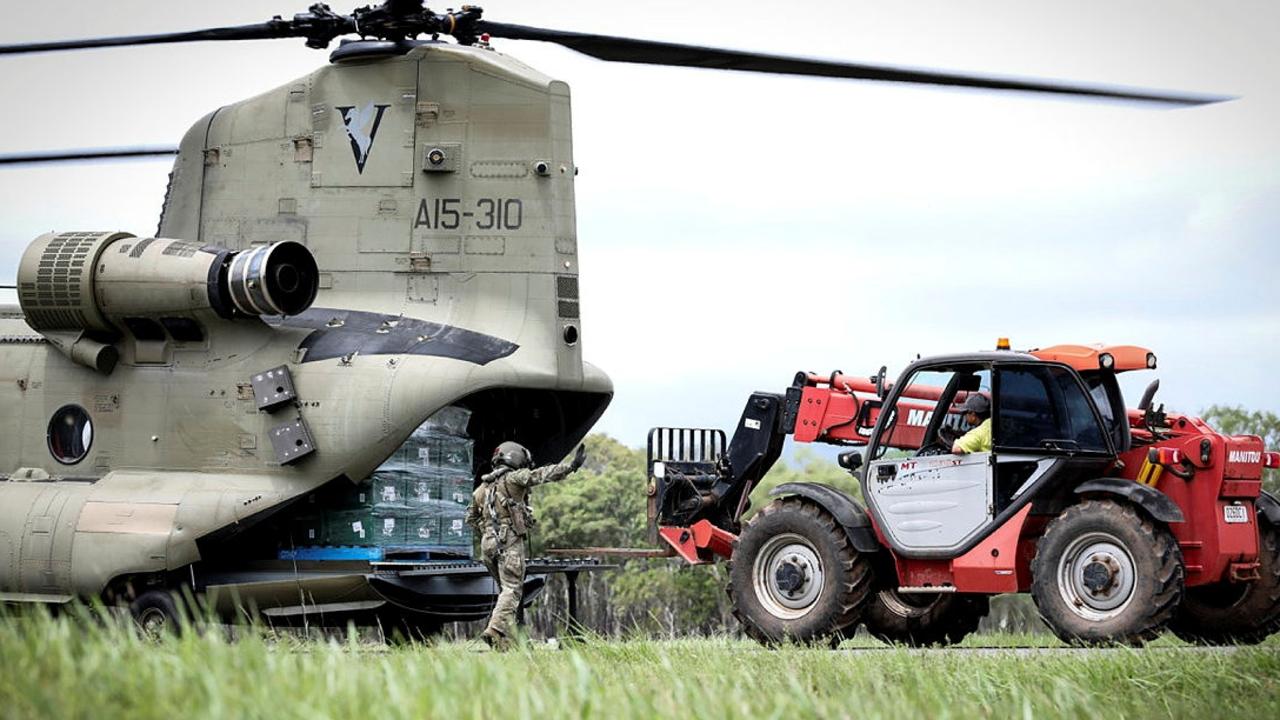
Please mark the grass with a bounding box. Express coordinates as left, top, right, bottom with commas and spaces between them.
0, 610, 1276, 719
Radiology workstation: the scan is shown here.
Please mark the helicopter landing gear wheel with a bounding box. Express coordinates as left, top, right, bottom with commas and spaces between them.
129, 590, 188, 638
1169, 514, 1280, 645
728, 497, 873, 645
1031, 500, 1183, 645
861, 588, 990, 646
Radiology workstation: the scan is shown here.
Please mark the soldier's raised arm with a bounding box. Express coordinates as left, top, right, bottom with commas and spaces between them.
523, 445, 587, 487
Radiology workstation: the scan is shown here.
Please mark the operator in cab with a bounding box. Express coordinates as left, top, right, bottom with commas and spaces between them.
951, 394, 992, 454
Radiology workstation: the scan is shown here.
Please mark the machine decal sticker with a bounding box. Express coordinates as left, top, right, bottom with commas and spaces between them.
1223, 505, 1250, 524
272, 308, 519, 365
906, 408, 933, 427
335, 102, 391, 173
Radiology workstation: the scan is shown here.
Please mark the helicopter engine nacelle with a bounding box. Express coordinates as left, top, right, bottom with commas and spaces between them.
17, 231, 318, 373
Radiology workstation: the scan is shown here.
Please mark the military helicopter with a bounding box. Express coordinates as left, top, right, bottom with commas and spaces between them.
0, 2, 1226, 633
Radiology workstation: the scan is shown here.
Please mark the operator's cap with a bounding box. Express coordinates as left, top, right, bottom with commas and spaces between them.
962, 394, 991, 415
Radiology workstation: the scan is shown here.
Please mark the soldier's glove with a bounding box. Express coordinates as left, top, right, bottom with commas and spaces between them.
569, 444, 587, 472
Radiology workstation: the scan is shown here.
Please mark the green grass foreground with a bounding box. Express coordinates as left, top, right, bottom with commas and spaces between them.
0, 613, 1276, 719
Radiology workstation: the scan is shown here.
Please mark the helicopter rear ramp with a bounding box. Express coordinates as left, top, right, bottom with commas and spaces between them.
199, 556, 607, 626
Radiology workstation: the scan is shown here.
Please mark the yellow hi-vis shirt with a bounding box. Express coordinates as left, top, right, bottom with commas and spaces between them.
956, 418, 993, 454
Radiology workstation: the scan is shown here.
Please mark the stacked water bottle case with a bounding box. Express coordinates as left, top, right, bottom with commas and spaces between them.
286, 407, 476, 553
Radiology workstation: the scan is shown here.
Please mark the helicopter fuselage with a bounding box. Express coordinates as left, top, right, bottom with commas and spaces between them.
0, 41, 612, 603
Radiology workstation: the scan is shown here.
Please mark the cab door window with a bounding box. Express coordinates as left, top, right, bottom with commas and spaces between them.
870, 365, 990, 459
995, 364, 1110, 453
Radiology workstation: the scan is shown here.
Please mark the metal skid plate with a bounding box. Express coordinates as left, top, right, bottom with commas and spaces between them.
269, 416, 316, 465
251, 365, 297, 412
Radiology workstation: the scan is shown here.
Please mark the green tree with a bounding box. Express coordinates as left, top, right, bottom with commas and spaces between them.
532, 434, 648, 553
1200, 405, 1279, 494
746, 447, 862, 516
528, 437, 869, 637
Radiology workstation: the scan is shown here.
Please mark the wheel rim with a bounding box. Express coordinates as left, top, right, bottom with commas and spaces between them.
879, 589, 945, 619
1056, 531, 1137, 621
753, 533, 825, 619
137, 607, 170, 637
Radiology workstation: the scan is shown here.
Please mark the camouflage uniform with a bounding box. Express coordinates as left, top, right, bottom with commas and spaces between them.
465, 454, 580, 646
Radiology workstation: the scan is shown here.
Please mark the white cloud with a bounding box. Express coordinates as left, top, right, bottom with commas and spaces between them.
2, 0, 1277, 448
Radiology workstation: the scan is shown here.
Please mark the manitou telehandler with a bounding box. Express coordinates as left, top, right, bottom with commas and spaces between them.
646, 343, 1280, 645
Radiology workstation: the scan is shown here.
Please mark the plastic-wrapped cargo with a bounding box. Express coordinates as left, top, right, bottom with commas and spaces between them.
439, 471, 474, 507
324, 508, 405, 545
282, 406, 476, 552
437, 506, 470, 546
405, 475, 439, 507
403, 512, 438, 544
290, 513, 324, 545
372, 473, 406, 508
381, 407, 475, 476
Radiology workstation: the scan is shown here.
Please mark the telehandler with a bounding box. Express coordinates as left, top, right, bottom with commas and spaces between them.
647, 343, 1280, 644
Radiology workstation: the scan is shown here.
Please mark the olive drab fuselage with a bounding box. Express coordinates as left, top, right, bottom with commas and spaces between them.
0, 41, 612, 602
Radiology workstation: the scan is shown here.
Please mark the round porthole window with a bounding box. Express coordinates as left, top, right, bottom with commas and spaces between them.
48, 404, 93, 465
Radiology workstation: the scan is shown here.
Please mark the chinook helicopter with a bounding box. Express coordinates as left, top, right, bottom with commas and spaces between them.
0, 2, 1226, 633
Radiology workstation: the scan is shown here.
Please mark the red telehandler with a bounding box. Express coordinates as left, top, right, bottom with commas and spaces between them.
645, 343, 1280, 645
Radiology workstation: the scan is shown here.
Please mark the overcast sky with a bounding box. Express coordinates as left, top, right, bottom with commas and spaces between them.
1, 1, 1277, 451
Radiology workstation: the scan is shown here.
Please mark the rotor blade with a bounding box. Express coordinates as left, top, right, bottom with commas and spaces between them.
0, 147, 178, 166
0, 23, 309, 56
476, 21, 1229, 106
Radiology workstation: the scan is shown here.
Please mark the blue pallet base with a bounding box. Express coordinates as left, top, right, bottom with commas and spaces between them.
278, 545, 472, 562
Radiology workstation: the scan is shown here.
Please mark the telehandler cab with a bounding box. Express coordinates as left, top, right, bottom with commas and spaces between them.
647, 343, 1280, 645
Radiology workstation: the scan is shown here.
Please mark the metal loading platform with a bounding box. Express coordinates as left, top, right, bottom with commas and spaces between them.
196, 555, 611, 630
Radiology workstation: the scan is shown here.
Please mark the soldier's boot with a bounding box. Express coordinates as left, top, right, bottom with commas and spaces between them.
492, 630, 516, 652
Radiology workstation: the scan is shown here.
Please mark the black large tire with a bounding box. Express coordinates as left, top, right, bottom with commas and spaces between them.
728, 497, 874, 644
1031, 500, 1183, 645
129, 589, 188, 638
862, 589, 990, 646
1169, 514, 1280, 645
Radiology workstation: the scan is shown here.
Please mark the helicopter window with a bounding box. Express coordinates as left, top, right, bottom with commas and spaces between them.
161, 317, 204, 343
123, 317, 166, 342
48, 405, 93, 465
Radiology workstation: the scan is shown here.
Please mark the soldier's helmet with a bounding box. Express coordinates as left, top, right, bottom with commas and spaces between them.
492, 441, 533, 470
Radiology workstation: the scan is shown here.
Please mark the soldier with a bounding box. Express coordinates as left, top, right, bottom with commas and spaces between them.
465, 441, 587, 649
